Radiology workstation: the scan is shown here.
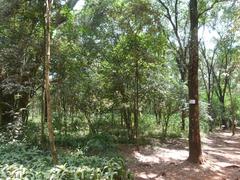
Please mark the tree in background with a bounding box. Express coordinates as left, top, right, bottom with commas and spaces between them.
157, 0, 189, 131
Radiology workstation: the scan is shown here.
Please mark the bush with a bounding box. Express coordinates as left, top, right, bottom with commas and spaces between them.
83, 133, 116, 156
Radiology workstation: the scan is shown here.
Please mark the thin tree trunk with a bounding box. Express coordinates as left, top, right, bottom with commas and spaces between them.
120, 110, 124, 127
123, 108, 133, 141
187, 0, 203, 164
63, 100, 67, 136
180, 77, 188, 131
134, 57, 139, 150
84, 112, 96, 135
219, 97, 227, 129
228, 82, 236, 136
181, 106, 186, 130
31, 97, 35, 121
41, 20, 46, 147
57, 62, 62, 138
208, 101, 213, 132
41, 82, 45, 147
154, 109, 158, 123
44, 0, 58, 165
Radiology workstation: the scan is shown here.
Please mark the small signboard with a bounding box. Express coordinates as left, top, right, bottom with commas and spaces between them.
189, 99, 196, 104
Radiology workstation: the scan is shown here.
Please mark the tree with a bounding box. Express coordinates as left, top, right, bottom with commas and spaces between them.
44, 0, 58, 164
199, 43, 216, 131
198, 1, 240, 130
187, 0, 203, 164
212, 33, 237, 129
0, 0, 43, 127
157, 0, 189, 130
0, 0, 79, 128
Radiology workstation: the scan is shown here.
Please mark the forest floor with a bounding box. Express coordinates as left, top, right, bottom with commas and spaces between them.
119, 128, 240, 180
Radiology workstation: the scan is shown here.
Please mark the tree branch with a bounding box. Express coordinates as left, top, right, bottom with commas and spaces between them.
157, 0, 183, 52
198, 0, 228, 19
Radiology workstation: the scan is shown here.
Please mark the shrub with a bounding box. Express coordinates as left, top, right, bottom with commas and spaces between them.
83, 133, 116, 156
0, 140, 132, 180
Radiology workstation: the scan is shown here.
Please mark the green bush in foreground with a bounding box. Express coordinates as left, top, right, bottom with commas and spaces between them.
0, 141, 132, 180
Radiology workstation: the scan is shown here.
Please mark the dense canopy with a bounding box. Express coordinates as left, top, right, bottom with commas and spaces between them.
0, 0, 240, 179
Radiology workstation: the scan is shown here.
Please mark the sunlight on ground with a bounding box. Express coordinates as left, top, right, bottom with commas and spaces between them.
138, 172, 160, 179
133, 151, 160, 164
223, 140, 239, 144
155, 148, 188, 161
133, 148, 188, 164
126, 131, 240, 179
202, 137, 214, 144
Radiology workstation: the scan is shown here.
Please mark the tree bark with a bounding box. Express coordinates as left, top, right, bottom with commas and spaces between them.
44, 0, 58, 165
187, 0, 203, 164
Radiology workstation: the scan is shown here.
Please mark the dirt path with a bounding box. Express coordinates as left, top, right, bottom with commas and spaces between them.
119, 129, 240, 180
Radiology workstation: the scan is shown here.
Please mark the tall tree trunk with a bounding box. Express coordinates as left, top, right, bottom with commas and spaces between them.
134, 57, 139, 149
187, 0, 203, 164
44, 0, 58, 165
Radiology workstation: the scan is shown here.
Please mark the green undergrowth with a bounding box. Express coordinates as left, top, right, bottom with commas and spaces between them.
0, 135, 132, 180
55, 133, 116, 152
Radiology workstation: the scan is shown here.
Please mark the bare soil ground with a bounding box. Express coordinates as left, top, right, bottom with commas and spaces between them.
119, 128, 240, 180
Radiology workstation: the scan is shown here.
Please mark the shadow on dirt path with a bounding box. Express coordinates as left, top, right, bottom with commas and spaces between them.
119, 128, 240, 180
